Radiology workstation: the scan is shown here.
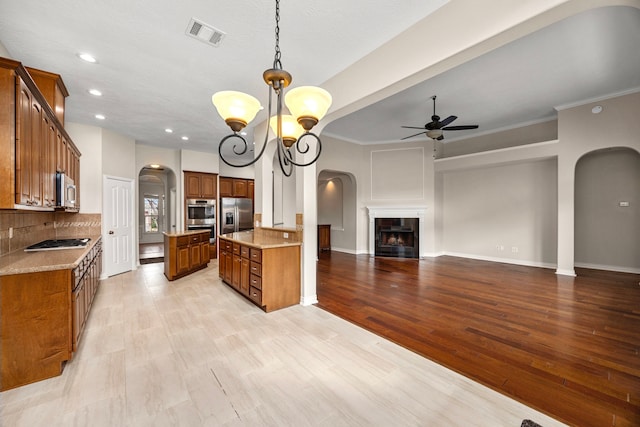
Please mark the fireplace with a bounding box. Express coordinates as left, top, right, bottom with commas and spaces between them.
375, 218, 419, 258
367, 206, 427, 259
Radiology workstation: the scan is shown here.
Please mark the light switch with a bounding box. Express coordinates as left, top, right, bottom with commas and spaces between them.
619, 201, 630, 207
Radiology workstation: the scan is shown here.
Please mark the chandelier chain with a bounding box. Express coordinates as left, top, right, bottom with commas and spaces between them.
273, 0, 282, 70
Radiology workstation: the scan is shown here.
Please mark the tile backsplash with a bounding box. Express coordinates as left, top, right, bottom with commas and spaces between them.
0, 211, 101, 257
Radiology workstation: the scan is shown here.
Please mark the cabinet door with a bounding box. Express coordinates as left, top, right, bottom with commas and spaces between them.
177, 246, 190, 274
200, 174, 216, 198
247, 180, 254, 203
42, 115, 57, 207
29, 99, 43, 207
185, 172, 201, 198
240, 258, 250, 295
232, 254, 241, 289
200, 242, 210, 264
190, 244, 201, 269
224, 251, 233, 283
232, 179, 247, 197
15, 79, 33, 205
219, 249, 226, 278
219, 177, 233, 197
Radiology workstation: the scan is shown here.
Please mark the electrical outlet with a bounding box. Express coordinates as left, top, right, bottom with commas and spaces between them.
511, 246, 518, 253
496, 245, 504, 251
283, 232, 289, 238
9, 227, 13, 239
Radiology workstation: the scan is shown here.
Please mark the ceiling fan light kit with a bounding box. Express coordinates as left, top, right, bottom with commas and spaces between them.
212, 0, 332, 177
401, 95, 478, 141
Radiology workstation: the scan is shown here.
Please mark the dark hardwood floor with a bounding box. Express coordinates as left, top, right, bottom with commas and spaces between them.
316, 252, 640, 427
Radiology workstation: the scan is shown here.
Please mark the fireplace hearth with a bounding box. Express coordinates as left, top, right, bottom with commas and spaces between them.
375, 218, 419, 258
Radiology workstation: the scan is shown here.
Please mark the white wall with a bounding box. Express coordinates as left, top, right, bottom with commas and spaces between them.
66, 123, 103, 213
181, 149, 219, 174
102, 129, 135, 179
0, 40, 11, 57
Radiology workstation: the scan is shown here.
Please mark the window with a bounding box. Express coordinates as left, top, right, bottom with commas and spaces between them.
144, 194, 159, 233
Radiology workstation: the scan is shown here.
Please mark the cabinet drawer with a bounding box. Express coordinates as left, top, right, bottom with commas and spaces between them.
221, 239, 232, 251
250, 274, 262, 290
190, 234, 201, 244
250, 261, 262, 276
250, 248, 262, 263
249, 286, 262, 305
233, 242, 241, 255
177, 236, 190, 246
240, 245, 250, 259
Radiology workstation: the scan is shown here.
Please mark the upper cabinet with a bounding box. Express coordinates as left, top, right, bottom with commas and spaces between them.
25, 67, 68, 126
0, 57, 80, 211
184, 171, 217, 199
219, 177, 253, 198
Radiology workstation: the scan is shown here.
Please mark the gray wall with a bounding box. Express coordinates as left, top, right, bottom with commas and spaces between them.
575, 147, 640, 271
442, 158, 558, 266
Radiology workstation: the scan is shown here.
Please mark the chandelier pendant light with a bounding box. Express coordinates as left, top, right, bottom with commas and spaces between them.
212, 0, 332, 177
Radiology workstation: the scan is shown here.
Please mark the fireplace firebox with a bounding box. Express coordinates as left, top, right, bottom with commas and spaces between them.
375, 218, 419, 258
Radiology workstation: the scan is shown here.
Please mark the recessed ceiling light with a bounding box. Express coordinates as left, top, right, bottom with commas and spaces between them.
88, 89, 102, 96
181, 136, 189, 141
95, 114, 105, 120
78, 53, 97, 63
165, 128, 173, 133
591, 105, 603, 114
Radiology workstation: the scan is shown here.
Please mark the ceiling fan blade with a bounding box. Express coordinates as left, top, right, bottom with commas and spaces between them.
442, 125, 479, 131
438, 115, 457, 128
401, 126, 427, 130
401, 131, 427, 140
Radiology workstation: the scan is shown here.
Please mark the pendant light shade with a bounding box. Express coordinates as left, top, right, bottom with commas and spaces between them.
212, 91, 261, 132
285, 86, 332, 130
270, 115, 305, 147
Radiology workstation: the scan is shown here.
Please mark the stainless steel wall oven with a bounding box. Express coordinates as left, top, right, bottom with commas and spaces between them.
186, 199, 216, 243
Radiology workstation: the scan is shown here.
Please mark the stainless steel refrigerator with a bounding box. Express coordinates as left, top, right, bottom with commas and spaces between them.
220, 198, 253, 234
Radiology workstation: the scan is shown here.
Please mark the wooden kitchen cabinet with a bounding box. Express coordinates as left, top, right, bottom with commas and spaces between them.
219, 237, 300, 312
219, 176, 253, 198
0, 57, 81, 211
184, 171, 217, 199
164, 231, 210, 281
318, 224, 331, 253
26, 66, 68, 125
0, 238, 102, 391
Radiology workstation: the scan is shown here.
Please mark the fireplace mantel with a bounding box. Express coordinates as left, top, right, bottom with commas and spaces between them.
367, 206, 427, 258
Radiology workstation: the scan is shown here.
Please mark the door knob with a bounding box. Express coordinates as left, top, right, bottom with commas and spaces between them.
108, 230, 114, 235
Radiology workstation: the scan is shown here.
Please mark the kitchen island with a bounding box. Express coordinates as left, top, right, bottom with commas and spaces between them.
218, 229, 301, 312
163, 230, 210, 281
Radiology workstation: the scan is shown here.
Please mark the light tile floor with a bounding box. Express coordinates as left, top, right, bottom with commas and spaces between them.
0, 262, 566, 426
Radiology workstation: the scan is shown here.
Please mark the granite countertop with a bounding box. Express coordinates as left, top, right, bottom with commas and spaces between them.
219, 231, 302, 249
0, 235, 102, 276
162, 230, 210, 237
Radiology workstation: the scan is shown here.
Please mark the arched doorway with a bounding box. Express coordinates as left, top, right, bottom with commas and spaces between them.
317, 170, 357, 253
138, 165, 177, 263
575, 147, 640, 273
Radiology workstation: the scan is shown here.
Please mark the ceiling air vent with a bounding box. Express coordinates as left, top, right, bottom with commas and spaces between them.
185, 18, 226, 47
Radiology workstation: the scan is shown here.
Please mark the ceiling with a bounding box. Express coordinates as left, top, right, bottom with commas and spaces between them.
0, 1, 639, 154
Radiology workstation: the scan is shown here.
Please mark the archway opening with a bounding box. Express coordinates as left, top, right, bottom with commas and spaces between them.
138, 165, 178, 264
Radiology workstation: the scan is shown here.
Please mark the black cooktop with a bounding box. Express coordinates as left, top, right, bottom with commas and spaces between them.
24, 238, 91, 252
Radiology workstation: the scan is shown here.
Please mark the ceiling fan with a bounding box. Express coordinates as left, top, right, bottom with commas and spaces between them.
401, 95, 478, 140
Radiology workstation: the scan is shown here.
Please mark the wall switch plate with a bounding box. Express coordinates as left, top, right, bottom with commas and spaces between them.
9, 227, 13, 238
619, 201, 630, 207
283, 232, 289, 238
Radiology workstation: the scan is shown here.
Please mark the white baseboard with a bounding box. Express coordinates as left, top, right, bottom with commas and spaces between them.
574, 262, 640, 274
555, 268, 576, 277
300, 295, 318, 306
441, 251, 557, 270
331, 247, 359, 255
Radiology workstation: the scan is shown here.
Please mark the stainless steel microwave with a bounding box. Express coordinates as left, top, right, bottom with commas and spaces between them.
56, 172, 76, 209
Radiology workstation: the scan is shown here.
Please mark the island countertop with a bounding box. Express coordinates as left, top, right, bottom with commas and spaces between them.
162, 230, 211, 237
0, 235, 102, 276
219, 230, 302, 249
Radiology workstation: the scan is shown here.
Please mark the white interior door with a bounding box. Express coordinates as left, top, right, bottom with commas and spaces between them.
103, 175, 134, 277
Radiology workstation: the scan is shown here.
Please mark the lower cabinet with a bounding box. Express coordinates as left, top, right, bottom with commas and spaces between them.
0, 239, 102, 391
218, 237, 300, 312
164, 231, 210, 281
72, 239, 103, 352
